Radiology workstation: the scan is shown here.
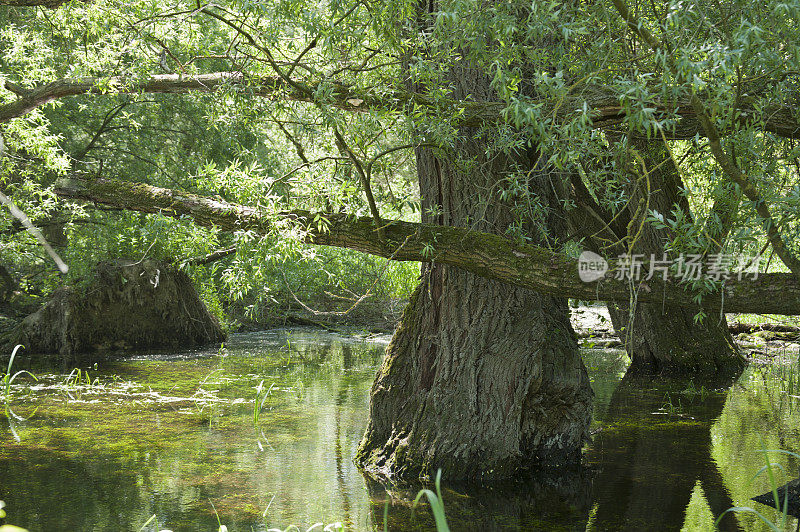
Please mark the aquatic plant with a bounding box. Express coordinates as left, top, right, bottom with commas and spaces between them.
133, 473, 452, 532
680, 380, 709, 401
253, 380, 275, 425
209, 500, 228, 532
660, 392, 683, 417
63, 367, 98, 389
715, 447, 800, 530
412, 470, 451, 532
137, 515, 157, 531
3, 345, 36, 409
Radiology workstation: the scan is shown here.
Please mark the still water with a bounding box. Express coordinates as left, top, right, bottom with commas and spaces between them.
1, 328, 798, 531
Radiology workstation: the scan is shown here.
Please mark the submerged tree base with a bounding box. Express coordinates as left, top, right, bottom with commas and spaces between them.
356, 268, 593, 483
608, 302, 745, 378
3, 259, 225, 366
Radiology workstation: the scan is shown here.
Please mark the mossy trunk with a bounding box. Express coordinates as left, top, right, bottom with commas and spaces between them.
356, 58, 592, 481
357, 272, 592, 482
54, 175, 800, 315
607, 303, 741, 376
615, 140, 742, 375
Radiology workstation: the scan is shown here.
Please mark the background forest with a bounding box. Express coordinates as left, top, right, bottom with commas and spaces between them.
0, 0, 426, 332
1, 0, 799, 336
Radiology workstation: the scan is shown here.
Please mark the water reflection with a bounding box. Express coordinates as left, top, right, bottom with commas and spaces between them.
0, 329, 798, 531
585, 373, 740, 531
366, 469, 593, 531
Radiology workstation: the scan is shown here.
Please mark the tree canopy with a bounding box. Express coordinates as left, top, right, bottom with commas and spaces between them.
2, 0, 800, 319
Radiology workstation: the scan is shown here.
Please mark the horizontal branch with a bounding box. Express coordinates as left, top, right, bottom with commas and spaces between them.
0, 73, 316, 122
3, 72, 800, 139
182, 246, 237, 266
53, 176, 800, 315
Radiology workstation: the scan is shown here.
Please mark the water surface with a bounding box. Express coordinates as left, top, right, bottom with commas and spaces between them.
1, 329, 798, 531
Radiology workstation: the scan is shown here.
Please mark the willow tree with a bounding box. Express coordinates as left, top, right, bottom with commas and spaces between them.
3, 0, 800, 482
562, 0, 800, 375
352, 1, 598, 479
571, 138, 743, 375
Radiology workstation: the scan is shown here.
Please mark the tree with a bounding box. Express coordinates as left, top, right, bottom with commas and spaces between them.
570, 139, 743, 374
3, 0, 800, 482
354, 7, 593, 476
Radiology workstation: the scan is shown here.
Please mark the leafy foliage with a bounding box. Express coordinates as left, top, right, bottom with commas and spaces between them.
2, 0, 800, 325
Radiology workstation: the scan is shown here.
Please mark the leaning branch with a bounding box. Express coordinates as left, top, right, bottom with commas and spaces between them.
182, 247, 237, 266
0, 72, 493, 125
53, 176, 800, 315
0, 0, 85, 7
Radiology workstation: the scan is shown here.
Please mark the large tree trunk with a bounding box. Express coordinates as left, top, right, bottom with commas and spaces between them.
607, 303, 741, 375
356, 57, 593, 481
574, 138, 744, 375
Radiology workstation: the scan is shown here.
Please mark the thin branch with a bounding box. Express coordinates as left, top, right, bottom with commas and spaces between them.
280, 233, 412, 317
0, 72, 374, 124
0, 0, 88, 7
3, 72, 800, 139
332, 126, 385, 242
74, 99, 130, 161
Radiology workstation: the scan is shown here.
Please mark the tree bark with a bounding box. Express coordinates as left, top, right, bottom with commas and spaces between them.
53, 176, 800, 315
606, 139, 744, 376
353, 19, 593, 478
607, 302, 741, 375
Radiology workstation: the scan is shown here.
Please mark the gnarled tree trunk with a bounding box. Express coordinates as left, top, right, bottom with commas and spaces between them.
356, 59, 593, 481
606, 303, 740, 375
4, 259, 225, 367
613, 140, 742, 375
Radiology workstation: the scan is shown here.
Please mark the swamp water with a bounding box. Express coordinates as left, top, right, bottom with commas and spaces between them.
0, 328, 798, 531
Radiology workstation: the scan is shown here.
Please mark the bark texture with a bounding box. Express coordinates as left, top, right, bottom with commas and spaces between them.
610, 140, 742, 375
572, 138, 744, 375
355, 42, 593, 480
607, 304, 741, 375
